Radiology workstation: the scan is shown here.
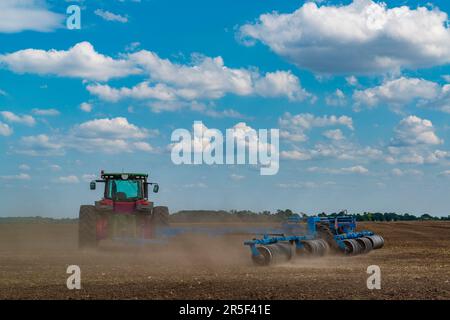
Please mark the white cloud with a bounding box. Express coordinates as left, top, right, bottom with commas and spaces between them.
279, 112, 353, 142
0, 0, 63, 33
253, 70, 311, 101
346, 76, 359, 86
0, 173, 31, 180
277, 181, 318, 189
386, 147, 449, 165
281, 142, 383, 162
73, 117, 149, 140
438, 170, 450, 177
49, 164, 61, 171
308, 165, 369, 174
79, 102, 92, 113
82, 174, 97, 182
125, 42, 141, 52
280, 150, 312, 160
132, 141, 154, 152
88, 53, 310, 103
385, 116, 448, 165
0, 42, 140, 81
32, 108, 60, 116
353, 77, 440, 110
1, 111, 35, 126
16, 117, 157, 156
391, 168, 423, 177
94, 9, 128, 23
1, 42, 310, 104
323, 129, 345, 141
183, 182, 207, 188
19, 134, 64, 156
391, 116, 442, 147
443, 75, 450, 83
18, 164, 30, 171
325, 89, 346, 106
238, 0, 450, 74
55, 175, 79, 184
230, 173, 245, 181
0, 122, 13, 136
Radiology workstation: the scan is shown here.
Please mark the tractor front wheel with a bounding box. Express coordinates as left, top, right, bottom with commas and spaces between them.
78, 205, 99, 249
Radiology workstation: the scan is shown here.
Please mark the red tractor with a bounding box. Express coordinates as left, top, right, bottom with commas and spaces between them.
78, 171, 169, 248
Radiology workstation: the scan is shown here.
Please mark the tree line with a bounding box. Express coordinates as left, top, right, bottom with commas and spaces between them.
170, 209, 450, 222
0, 210, 448, 223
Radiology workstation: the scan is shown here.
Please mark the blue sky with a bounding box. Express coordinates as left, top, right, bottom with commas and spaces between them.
0, 0, 450, 217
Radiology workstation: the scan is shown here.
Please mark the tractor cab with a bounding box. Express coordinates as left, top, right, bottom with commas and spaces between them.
90, 172, 159, 201
90, 171, 159, 213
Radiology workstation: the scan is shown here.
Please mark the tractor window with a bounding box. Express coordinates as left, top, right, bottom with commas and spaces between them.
107, 179, 142, 201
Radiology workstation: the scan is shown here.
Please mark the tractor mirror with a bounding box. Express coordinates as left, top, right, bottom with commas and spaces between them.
153, 184, 159, 193
90, 181, 96, 190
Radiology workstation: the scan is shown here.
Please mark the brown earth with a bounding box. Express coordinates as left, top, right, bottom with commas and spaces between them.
0, 221, 448, 299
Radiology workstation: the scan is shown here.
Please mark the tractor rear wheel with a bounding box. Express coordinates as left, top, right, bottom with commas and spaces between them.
152, 206, 169, 226
78, 205, 98, 249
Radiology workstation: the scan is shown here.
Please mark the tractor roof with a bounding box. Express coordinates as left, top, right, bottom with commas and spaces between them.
101, 172, 148, 179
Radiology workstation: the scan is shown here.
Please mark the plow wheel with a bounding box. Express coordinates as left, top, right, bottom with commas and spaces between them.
252, 246, 272, 266
355, 237, 373, 254
316, 223, 339, 251
78, 205, 99, 249
301, 240, 318, 256
152, 206, 170, 226
343, 239, 362, 255
365, 235, 384, 249
315, 239, 329, 256
300, 240, 327, 256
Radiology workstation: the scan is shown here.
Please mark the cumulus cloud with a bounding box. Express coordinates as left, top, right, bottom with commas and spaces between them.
385, 116, 448, 165
0, 42, 140, 81
0, 122, 13, 136
0, 41, 310, 107
19, 134, 64, 156
346, 76, 359, 86
391, 168, 423, 177
323, 129, 345, 141
88, 51, 311, 103
308, 165, 369, 174
79, 102, 92, 113
72, 117, 149, 140
325, 89, 346, 106
94, 9, 128, 23
0, 111, 35, 126
353, 77, 441, 111
16, 117, 157, 155
279, 112, 353, 142
0, 173, 31, 180
280, 150, 312, 160
55, 175, 79, 184
438, 170, 450, 177
0, 0, 63, 33
18, 164, 30, 171
391, 116, 442, 147
81, 174, 97, 182
238, 0, 450, 74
